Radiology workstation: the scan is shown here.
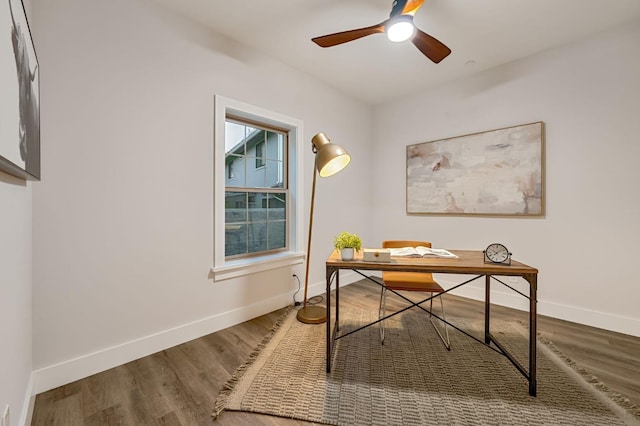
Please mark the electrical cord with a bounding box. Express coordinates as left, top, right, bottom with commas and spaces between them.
292, 274, 324, 306
292, 274, 302, 306
306, 295, 324, 305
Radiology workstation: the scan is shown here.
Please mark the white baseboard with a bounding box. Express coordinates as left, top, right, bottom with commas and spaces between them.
31, 270, 638, 398
434, 275, 640, 337
537, 299, 640, 337
32, 271, 363, 395
32, 291, 295, 395
19, 373, 35, 426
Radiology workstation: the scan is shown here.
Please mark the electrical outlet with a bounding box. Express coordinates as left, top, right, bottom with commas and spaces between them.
2, 405, 9, 426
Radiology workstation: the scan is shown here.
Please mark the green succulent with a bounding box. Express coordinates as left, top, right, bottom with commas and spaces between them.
333, 231, 362, 251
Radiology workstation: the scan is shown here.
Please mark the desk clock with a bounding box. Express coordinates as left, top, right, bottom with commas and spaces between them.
483, 243, 512, 265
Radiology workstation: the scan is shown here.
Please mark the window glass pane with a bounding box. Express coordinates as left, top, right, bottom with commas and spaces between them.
225, 121, 256, 154
265, 160, 284, 188
225, 154, 245, 187
248, 193, 268, 222
248, 222, 267, 253
247, 161, 267, 188
225, 223, 247, 256
267, 193, 286, 250
267, 221, 286, 250
268, 193, 286, 219
255, 141, 265, 168
246, 131, 264, 160
225, 191, 247, 256
266, 133, 284, 160
225, 191, 246, 222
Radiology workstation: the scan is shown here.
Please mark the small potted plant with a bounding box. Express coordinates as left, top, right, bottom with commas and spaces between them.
333, 231, 362, 261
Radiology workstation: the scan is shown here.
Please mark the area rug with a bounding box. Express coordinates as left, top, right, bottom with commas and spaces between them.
213, 307, 640, 425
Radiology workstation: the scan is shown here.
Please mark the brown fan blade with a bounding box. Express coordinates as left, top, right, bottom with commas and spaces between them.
402, 0, 425, 16
411, 29, 451, 63
312, 21, 387, 48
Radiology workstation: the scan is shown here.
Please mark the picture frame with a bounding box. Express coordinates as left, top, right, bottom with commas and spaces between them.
0, 0, 40, 180
406, 122, 544, 216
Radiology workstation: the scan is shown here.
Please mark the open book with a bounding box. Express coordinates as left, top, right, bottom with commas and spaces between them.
388, 246, 458, 258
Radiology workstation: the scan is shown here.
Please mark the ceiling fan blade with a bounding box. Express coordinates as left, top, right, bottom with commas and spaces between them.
411, 29, 451, 63
401, 0, 426, 16
312, 22, 387, 48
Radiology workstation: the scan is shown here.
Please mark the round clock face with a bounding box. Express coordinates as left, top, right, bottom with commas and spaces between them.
485, 243, 509, 263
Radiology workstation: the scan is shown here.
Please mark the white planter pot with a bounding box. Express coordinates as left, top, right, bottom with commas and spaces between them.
340, 248, 355, 261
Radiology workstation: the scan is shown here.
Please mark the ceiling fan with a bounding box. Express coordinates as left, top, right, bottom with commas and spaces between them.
312, 0, 451, 64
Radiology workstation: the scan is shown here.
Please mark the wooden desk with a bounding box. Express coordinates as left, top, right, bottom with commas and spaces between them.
325, 249, 539, 396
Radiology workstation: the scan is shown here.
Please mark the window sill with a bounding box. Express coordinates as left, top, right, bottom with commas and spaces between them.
211, 251, 305, 282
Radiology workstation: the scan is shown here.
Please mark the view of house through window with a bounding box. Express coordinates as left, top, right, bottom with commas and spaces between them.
225, 117, 287, 257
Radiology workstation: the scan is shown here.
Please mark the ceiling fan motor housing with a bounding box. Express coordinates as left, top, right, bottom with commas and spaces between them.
390, 0, 409, 17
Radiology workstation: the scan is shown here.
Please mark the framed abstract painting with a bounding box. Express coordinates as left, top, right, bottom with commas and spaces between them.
406, 122, 544, 216
0, 0, 40, 180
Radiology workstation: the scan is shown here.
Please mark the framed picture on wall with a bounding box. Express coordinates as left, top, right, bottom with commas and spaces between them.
0, 0, 40, 180
406, 122, 544, 216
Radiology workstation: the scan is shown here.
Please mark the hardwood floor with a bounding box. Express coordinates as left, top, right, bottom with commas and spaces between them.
31, 279, 640, 425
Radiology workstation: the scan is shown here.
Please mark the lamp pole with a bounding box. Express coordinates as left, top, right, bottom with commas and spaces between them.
296, 155, 325, 323
296, 133, 350, 324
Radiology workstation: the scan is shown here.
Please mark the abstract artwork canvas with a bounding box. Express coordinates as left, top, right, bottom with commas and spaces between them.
407, 122, 544, 216
0, 0, 40, 180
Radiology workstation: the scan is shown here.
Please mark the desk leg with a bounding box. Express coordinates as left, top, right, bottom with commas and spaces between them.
326, 267, 338, 373
524, 273, 538, 396
335, 271, 340, 331
484, 275, 491, 344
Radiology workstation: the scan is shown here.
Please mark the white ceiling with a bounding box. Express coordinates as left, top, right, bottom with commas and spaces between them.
150, 0, 640, 105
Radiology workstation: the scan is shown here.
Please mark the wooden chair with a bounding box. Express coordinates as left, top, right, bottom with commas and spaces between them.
379, 240, 450, 349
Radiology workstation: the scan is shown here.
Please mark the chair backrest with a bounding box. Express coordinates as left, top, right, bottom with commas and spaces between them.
382, 240, 432, 249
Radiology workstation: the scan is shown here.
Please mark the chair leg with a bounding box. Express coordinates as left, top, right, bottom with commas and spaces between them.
379, 286, 387, 344
429, 293, 451, 350
429, 293, 433, 318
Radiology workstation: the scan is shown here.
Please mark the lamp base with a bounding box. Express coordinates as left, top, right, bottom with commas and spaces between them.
296, 305, 327, 324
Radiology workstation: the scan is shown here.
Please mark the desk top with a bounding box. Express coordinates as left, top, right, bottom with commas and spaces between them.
326, 249, 538, 276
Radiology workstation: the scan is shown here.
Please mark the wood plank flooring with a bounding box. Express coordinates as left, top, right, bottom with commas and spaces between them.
31, 279, 640, 425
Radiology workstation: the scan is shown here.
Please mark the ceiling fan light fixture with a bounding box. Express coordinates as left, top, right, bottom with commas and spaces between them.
311, 0, 451, 64
386, 15, 415, 42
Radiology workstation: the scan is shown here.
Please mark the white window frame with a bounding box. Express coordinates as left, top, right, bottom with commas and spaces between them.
212, 95, 305, 281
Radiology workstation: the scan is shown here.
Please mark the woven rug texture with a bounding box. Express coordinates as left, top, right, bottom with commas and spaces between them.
214, 307, 640, 425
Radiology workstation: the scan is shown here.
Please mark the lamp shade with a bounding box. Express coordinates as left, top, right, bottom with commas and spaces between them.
311, 133, 351, 177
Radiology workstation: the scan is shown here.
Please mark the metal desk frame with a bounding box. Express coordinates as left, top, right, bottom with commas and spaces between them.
325, 249, 539, 396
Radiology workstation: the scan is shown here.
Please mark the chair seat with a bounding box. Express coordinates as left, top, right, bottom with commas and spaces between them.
382, 271, 444, 292
379, 240, 450, 349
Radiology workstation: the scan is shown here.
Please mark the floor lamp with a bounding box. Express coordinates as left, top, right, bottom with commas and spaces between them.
296, 133, 351, 324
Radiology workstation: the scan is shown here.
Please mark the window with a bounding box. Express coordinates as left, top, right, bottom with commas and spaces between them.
224, 121, 286, 257
212, 96, 304, 281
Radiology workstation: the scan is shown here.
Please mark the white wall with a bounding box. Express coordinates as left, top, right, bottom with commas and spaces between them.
371, 21, 640, 336
27, 0, 639, 400
0, 172, 33, 426
0, 3, 35, 425
31, 0, 372, 392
